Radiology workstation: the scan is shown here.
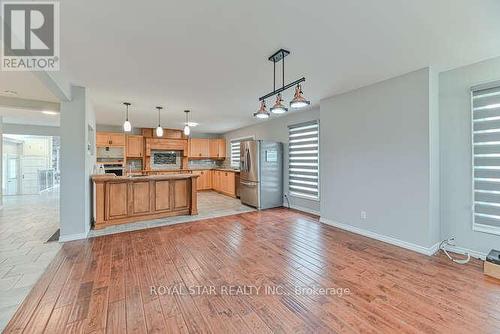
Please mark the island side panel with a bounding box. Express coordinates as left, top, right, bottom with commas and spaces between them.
191, 176, 198, 215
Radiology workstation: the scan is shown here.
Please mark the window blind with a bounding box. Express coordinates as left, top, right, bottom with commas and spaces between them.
472, 84, 500, 236
288, 120, 319, 200
230, 137, 252, 168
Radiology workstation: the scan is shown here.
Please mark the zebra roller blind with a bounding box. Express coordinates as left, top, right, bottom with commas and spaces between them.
472, 84, 500, 235
230, 137, 253, 168
288, 120, 319, 200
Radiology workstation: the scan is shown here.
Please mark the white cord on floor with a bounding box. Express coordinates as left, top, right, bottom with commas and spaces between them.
439, 237, 471, 264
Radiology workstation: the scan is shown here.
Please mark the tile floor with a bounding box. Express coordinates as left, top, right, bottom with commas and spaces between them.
0, 190, 61, 332
0, 190, 253, 331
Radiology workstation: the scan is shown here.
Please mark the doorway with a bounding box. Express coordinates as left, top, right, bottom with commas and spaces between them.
2, 134, 60, 195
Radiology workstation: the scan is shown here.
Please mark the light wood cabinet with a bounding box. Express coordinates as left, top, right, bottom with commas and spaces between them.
126, 135, 144, 157
212, 170, 220, 192
190, 138, 226, 159
131, 181, 151, 215
93, 175, 198, 229
154, 180, 171, 212
145, 138, 188, 156
141, 128, 185, 139
211, 170, 236, 197
209, 139, 226, 159
189, 138, 210, 158
192, 170, 212, 190
97, 132, 125, 147
106, 183, 128, 219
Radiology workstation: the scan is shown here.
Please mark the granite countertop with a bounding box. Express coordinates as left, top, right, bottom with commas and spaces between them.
92, 173, 198, 182
137, 168, 240, 173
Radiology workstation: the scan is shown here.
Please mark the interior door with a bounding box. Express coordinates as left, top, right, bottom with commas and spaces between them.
6, 156, 19, 195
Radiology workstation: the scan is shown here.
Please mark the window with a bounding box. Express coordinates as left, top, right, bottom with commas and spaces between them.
230, 136, 253, 168
472, 83, 500, 236
288, 120, 319, 200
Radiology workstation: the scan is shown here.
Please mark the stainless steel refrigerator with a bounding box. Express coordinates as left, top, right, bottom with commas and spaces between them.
239, 140, 283, 209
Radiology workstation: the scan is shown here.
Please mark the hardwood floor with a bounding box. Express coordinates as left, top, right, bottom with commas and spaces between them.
4, 208, 500, 333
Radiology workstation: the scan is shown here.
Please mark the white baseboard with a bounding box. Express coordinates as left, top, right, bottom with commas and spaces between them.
283, 203, 320, 216
59, 231, 88, 242
320, 217, 440, 256
442, 244, 487, 260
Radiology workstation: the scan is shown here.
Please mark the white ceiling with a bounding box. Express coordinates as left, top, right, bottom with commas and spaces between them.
55, 0, 500, 133
0, 71, 59, 103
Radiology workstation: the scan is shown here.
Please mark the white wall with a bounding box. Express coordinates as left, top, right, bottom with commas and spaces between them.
320, 68, 440, 251
440, 57, 500, 256
59, 86, 95, 241
224, 108, 321, 214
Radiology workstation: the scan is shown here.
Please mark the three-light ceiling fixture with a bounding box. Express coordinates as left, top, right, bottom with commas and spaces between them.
122, 103, 194, 137
254, 49, 310, 119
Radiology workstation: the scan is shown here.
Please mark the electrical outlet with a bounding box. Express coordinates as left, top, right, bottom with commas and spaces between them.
360, 211, 367, 220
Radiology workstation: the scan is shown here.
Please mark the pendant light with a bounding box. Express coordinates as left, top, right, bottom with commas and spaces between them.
270, 93, 288, 114
255, 49, 310, 118
123, 102, 132, 132
183, 110, 191, 136
290, 84, 310, 109
253, 100, 270, 119
155, 106, 164, 137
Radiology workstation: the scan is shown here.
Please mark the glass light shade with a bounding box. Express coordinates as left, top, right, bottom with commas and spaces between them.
123, 120, 132, 132
254, 112, 270, 119
184, 124, 191, 136
290, 84, 310, 109
156, 126, 163, 137
270, 94, 288, 114
253, 100, 270, 119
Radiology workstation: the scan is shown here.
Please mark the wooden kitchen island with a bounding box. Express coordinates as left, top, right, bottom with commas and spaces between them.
92, 173, 198, 229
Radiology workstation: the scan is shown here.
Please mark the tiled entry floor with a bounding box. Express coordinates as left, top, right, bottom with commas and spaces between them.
89, 191, 255, 238
0, 190, 61, 332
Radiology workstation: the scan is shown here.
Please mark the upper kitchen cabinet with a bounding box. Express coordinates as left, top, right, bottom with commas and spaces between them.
209, 139, 226, 159
189, 138, 210, 158
96, 132, 126, 147
126, 135, 144, 157
190, 138, 226, 159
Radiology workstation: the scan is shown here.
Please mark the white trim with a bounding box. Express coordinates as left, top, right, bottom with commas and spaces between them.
319, 217, 440, 256
442, 244, 487, 260
283, 203, 320, 216
59, 231, 88, 242
473, 222, 500, 236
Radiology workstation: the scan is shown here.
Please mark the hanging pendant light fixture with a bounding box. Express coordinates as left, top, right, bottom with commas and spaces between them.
290, 84, 310, 109
123, 102, 132, 132
270, 93, 288, 114
255, 49, 309, 119
253, 100, 270, 119
183, 110, 191, 136
155, 106, 164, 137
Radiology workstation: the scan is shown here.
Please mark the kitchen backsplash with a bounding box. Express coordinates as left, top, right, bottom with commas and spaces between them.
150, 150, 181, 170
188, 159, 223, 169
96, 147, 124, 159
126, 159, 143, 171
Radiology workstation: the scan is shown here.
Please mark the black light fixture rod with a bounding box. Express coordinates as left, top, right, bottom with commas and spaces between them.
282, 56, 285, 89
259, 77, 305, 101
273, 61, 276, 92
123, 102, 131, 120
